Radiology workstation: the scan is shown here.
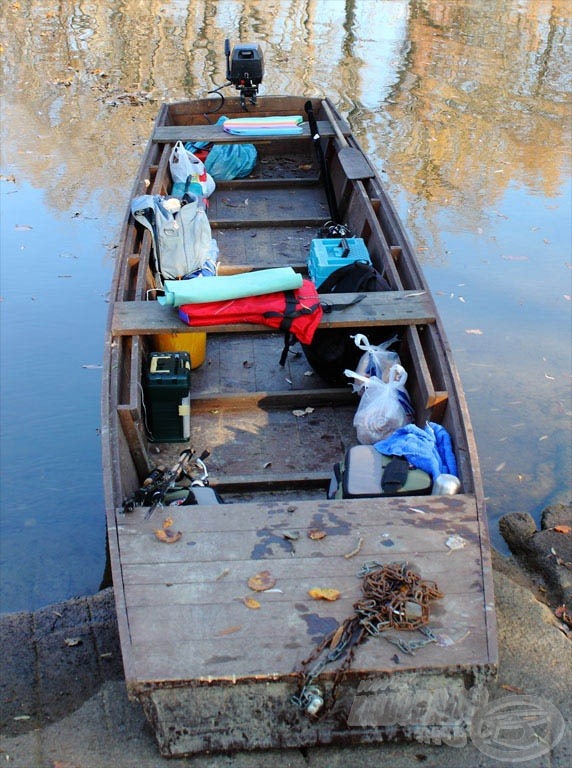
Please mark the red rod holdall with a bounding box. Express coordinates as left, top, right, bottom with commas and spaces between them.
178, 279, 324, 365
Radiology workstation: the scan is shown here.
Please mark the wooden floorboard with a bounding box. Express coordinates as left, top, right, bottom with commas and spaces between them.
208, 185, 329, 226
214, 225, 315, 268
114, 494, 492, 686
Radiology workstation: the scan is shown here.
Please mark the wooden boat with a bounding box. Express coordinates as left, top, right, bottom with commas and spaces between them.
102, 95, 497, 757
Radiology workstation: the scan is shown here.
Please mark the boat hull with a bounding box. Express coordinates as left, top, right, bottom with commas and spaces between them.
101, 95, 497, 756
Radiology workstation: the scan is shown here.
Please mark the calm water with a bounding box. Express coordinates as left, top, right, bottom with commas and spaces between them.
1, 0, 570, 614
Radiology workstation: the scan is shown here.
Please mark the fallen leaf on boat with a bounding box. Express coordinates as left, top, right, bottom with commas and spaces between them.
308, 529, 326, 540
64, 637, 83, 647
344, 536, 363, 559
154, 528, 182, 544
13, 715, 31, 721
292, 407, 314, 417
162, 516, 174, 529
298, 163, 313, 171
446, 535, 467, 552
282, 530, 299, 540
544, 373, 555, 380
218, 625, 242, 636
308, 588, 340, 601
215, 569, 230, 580
243, 597, 261, 610
248, 570, 276, 592
553, 525, 571, 534
465, 329, 483, 335
330, 624, 345, 649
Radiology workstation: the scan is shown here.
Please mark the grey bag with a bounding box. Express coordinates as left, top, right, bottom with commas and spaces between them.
131, 194, 213, 282
328, 445, 432, 499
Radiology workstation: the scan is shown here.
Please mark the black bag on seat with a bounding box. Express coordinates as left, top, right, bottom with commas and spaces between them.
302, 261, 392, 384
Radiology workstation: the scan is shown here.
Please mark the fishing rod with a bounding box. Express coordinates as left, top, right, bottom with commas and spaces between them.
304, 100, 341, 224
144, 449, 196, 519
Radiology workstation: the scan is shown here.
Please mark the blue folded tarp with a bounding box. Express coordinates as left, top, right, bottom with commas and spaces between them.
374, 422, 458, 482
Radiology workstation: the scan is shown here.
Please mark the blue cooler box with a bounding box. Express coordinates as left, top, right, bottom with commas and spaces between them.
308, 237, 371, 288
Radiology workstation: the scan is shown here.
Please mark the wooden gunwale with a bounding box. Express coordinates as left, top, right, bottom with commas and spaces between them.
101, 95, 497, 757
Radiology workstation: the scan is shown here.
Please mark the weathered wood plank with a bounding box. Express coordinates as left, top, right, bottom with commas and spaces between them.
208, 185, 328, 226
153, 120, 349, 145
111, 291, 435, 336
113, 495, 490, 685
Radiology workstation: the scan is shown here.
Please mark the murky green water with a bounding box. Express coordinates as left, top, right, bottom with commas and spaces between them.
1, 0, 570, 613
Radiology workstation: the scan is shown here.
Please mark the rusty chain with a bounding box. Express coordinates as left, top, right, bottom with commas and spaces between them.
291, 561, 444, 715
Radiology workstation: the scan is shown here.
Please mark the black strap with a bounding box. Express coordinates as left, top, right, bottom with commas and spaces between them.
279, 331, 297, 367
321, 293, 366, 313
381, 456, 409, 494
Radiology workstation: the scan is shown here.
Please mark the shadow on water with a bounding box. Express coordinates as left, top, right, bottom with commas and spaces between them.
1, 0, 570, 613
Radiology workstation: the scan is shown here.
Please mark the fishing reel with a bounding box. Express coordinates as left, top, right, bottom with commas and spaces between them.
225, 39, 264, 108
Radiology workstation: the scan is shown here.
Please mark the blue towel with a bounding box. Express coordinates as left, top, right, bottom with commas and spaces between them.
374, 422, 458, 481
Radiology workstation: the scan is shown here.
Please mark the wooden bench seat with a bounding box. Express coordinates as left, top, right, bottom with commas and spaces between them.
111, 290, 435, 337
152, 119, 350, 145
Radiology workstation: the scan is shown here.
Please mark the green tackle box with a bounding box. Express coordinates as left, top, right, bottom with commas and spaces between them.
143, 352, 191, 443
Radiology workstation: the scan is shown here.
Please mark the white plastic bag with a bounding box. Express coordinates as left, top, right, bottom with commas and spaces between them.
345, 364, 414, 444
169, 141, 216, 198
352, 333, 400, 389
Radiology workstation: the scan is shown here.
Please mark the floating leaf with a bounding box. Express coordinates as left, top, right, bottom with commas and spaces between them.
243, 597, 261, 610
248, 570, 276, 592
308, 587, 340, 601
308, 529, 326, 540
465, 329, 483, 335
154, 528, 182, 543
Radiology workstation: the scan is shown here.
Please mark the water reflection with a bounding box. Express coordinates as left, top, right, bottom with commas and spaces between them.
1, 0, 570, 612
